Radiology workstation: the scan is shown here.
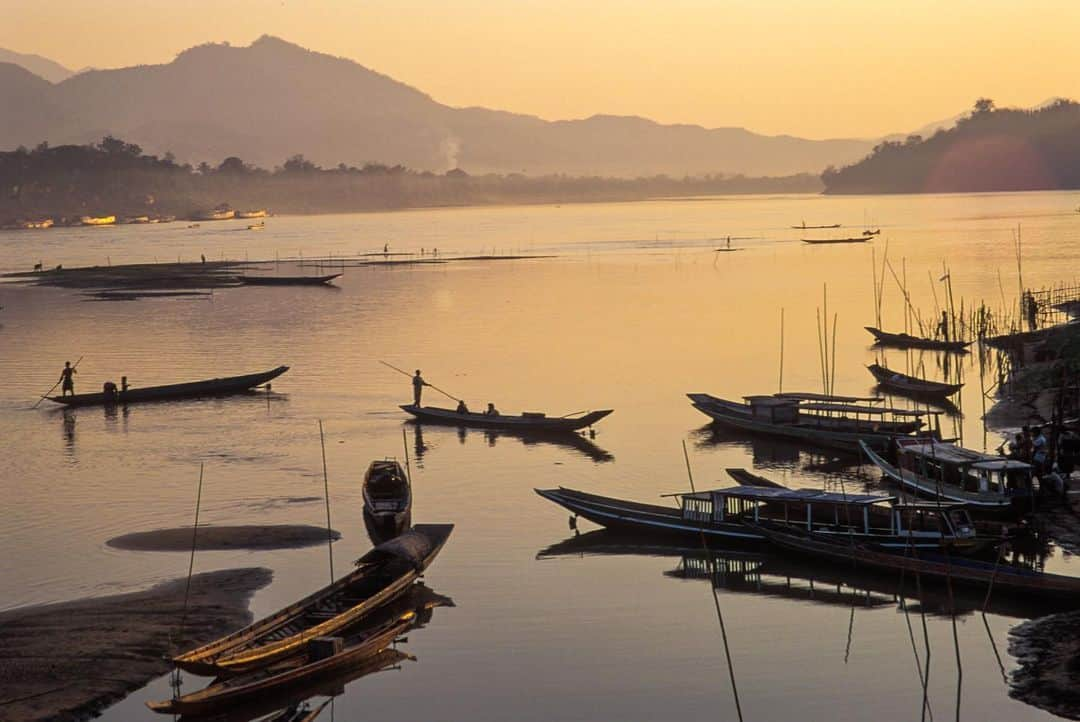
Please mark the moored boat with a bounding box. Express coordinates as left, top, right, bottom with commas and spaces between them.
687, 392, 925, 452
362, 460, 412, 539
172, 524, 453, 675
792, 222, 841, 229
865, 326, 970, 352
237, 209, 269, 219
860, 439, 1034, 512
401, 404, 613, 432
747, 520, 1080, 601
867, 362, 963, 398
47, 366, 289, 407
196, 207, 236, 221
241, 274, 341, 286
801, 236, 870, 244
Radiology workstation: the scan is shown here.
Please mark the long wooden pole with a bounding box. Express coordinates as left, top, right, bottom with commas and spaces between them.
34, 355, 84, 408
778, 308, 785, 394
379, 360, 461, 402
318, 420, 334, 584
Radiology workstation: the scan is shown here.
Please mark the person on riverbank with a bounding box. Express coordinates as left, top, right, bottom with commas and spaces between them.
412, 370, 426, 406
59, 361, 77, 397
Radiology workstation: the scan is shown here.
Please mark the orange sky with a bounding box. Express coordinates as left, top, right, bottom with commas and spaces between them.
4, 0, 1079, 139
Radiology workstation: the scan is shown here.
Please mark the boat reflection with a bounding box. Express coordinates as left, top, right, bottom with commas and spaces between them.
409, 422, 614, 463
537, 530, 1065, 619
174, 584, 452, 722
691, 424, 873, 481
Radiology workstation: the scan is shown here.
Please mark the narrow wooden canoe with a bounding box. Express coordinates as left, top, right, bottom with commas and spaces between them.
791, 223, 841, 229
47, 366, 289, 407
865, 326, 971, 352
242, 274, 341, 286
172, 524, 452, 675
749, 520, 1080, 601
801, 237, 869, 244
362, 460, 412, 540
867, 363, 963, 398
400, 404, 613, 432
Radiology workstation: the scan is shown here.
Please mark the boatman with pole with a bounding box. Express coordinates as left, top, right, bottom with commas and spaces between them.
413, 370, 427, 406
59, 361, 77, 397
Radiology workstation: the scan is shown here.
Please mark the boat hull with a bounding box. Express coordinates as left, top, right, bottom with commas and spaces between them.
47, 366, 289, 407
401, 405, 613, 432
867, 363, 962, 398
241, 274, 341, 286
865, 326, 970, 352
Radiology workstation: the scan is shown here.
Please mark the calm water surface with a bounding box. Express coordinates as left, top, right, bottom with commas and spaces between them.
3, 192, 1080, 721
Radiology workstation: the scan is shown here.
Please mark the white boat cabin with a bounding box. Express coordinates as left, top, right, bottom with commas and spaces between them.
680, 485, 977, 543
895, 439, 1034, 497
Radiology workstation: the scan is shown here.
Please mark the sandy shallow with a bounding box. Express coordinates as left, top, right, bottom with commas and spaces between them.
0, 567, 272, 722
107, 524, 341, 551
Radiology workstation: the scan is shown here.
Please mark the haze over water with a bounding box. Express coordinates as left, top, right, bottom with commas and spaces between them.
3, 191, 1079, 720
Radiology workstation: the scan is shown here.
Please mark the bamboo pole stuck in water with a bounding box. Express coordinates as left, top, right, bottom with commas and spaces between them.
318, 420, 334, 585
778, 307, 785, 394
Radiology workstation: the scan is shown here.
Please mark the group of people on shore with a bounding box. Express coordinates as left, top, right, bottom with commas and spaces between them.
1005, 424, 1080, 498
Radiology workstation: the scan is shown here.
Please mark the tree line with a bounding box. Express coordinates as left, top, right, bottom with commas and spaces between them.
1, 137, 821, 221
822, 99, 1080, 194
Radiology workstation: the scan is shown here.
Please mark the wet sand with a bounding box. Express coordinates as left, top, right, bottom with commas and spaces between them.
107, 524, 340, 551
0, 567, 271, 722
1010, 609, 1080, 720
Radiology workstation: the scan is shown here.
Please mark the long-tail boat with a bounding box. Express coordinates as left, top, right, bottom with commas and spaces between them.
747, 520, 1080, 601
865, 326, 971, 352
172, 524, 452, 675
400, 404, 612, 432
860, 439, 1034, 513
867, 363, 963, 398
687, 392, 927, 452
791, 222, 841, 229
801, 236, 870, 244
151, 585, 451, 716
47, 366, 289, 407
241, 274, 341, 286
362, 460, 412, 540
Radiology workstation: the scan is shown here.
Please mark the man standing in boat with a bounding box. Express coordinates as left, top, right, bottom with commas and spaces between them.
412, 370, 427, 406
59, 361, 77, 397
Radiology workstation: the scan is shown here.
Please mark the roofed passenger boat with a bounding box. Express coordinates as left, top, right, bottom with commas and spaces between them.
400, 404, 612, 432
47, 366, 289, 407
867, 363, 963, 398
860, 439, 1034, 513
864, 326, 971, 352
687, 392, 928, 452
172, 524, 453, 675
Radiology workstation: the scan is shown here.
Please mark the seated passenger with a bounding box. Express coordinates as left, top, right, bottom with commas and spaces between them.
485, 402, 499, 416
456, 399, 470, 414
103, 380, 118, 402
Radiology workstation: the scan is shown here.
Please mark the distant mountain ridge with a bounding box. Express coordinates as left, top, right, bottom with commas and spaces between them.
0, 36, 878, 177
0, 47, 73, 83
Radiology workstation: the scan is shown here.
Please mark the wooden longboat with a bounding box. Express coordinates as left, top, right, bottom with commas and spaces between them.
860, 440, 1033, 513
172, 524, 452, 675
687, 393, 922, 452
791, 223, 841, 229
867, 363, 963, 398
801, 237, 869, 244
362, 460, 412, 540
748, 520, 1080, 601
47, 366, 289, 407
534, 487, 765, 542
864, 326, 971, 352
241, 274, 341, 286
400, 404, 613, 432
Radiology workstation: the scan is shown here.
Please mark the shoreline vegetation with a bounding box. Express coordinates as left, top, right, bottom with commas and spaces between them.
0, 567, 272, 722
823, 98, 1080, 194
0, 136, 822, 226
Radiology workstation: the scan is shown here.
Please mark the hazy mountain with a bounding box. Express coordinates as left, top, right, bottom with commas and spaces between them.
0, 48, 73, 83
0, 36, 878, 176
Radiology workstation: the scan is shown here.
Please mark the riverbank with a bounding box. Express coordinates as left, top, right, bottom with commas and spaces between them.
1010, 609, 1080, 720
0, 568, 271, 722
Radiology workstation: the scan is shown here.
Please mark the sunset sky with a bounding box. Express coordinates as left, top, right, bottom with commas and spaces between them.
4, 0, 1079, 139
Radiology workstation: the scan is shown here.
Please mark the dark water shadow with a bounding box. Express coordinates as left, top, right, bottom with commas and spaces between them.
537, 529, 1066, 620
409, 422, 613, 464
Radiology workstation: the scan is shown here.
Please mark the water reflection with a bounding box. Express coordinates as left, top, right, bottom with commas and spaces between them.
691, 424, 871, 481
410, 422, 613, 464
539, 530, 1067, 619
61, 408, 76, 455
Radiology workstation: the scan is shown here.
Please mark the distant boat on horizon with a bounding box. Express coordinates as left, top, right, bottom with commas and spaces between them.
80, 214, 116, 226
792, 221, 841, 229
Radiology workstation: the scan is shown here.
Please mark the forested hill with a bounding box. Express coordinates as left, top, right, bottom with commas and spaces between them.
822, 99, 1080, 194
